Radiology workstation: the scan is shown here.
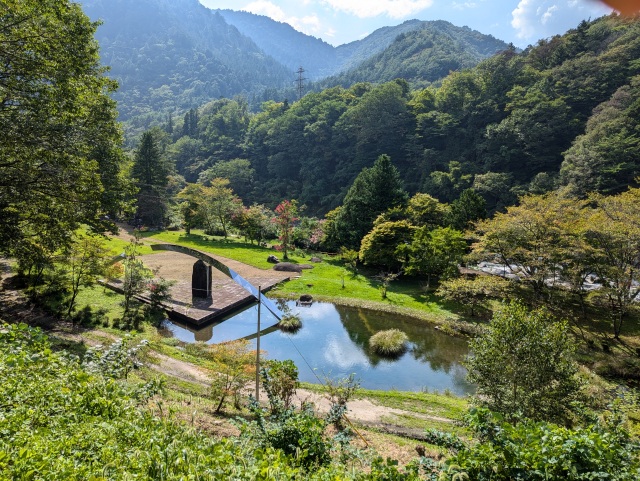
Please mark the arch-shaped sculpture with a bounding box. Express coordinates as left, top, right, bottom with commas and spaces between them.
150, 244, 283, 321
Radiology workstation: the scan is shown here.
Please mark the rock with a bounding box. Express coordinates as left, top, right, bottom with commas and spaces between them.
296, 294, 313, 306
273, 262, 302, 273
310, 257, 322, 263
267, 255, 279, 264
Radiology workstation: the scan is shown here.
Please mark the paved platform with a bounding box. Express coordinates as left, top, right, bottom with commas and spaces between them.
111, 250, 292, 326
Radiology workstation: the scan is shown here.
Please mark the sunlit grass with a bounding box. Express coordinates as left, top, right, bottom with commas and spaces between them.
101, 235, 156, 256
141, 229, 457, 320
147, 230, 275, 268
73, 285, 124, 323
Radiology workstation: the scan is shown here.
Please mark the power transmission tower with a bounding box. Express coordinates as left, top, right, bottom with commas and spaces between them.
295, 67, 306, 100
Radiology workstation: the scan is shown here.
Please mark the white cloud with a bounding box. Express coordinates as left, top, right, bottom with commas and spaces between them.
452, 2, 478, 11
242, 1, 325, 36
320, 0, 434, 19
541, 5, 559, 24
323, 334, 370, 370
512, 0, 611, 41
243, 1, 288, 21
324, 26, 337, 38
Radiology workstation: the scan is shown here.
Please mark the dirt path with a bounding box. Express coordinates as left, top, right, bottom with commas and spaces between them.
145, 348, 451, 427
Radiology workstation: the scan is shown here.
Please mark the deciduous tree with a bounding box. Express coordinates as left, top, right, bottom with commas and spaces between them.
584, 189, 640, 338
64, 234, 110, 318
272, 200, 299, 260
474, 192, 584, 298
0, 0, 126, 261
200, 179, 242, 239
467, 301, 581, 423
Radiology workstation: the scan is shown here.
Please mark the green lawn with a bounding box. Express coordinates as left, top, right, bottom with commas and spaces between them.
142, 230, 457, 320
145, 230, 276, 268
73, 285, 126, 323
101, 234, 156, 256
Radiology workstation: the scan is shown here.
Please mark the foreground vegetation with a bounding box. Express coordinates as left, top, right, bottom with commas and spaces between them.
0, 322, 422, 479
2, 320, 639, 480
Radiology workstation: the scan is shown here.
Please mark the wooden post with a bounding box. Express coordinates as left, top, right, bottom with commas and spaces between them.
255, 286, 261, 402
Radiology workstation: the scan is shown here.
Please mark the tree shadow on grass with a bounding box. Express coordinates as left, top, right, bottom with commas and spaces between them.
48, 335, 88, 358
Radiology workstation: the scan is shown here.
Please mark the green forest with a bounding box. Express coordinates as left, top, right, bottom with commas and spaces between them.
1, 0, 640, 479
141, 14, 640, 217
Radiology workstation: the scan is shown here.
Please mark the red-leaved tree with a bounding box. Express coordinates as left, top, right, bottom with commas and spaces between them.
272, 200, 299, 260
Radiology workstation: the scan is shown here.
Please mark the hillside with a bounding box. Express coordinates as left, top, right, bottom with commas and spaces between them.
152, 14, 640, 216
215, 12, 507, 85
216, 9, 339, 79
81, 0, 292, 121
317, 20, 510, 89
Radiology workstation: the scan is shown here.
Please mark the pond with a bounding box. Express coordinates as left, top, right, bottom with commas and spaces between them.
161, 300, 474, 395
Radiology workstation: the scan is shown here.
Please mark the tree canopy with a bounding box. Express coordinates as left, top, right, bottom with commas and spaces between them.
0, 0, 127, 261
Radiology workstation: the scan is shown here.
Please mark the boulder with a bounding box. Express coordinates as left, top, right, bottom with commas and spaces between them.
267, 255, 280, 264
273, 262, 302, 273
310, 257, 322, 263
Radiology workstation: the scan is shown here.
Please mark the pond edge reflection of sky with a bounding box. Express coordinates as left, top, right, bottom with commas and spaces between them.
162, 300, 474, 395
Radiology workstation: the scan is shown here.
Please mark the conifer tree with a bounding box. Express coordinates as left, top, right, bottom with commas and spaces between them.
132, 132, 169, 227
331, 155, 408, 250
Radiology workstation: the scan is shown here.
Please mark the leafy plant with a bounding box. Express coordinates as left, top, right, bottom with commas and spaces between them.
242, 398, 332, 468
83, 336, 149, 380
261, 359, 300, 412
206, 340, 255, 413
441, 407, 640, 481
467, 301, 583, 424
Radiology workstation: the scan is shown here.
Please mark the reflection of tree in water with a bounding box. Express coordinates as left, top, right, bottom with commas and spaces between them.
337, 305, 469, 371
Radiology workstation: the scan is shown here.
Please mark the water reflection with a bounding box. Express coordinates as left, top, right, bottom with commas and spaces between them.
162, 301, 474, 394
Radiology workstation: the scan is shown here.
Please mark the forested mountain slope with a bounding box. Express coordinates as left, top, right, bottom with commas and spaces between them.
216, 11, 508, 87
81, 0, 292, 121
317, 21, 510, 89
158, 15, 640, 216
216, 9, 339, 79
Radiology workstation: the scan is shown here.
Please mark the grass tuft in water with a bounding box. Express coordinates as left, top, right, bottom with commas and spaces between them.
278, 314, 302, 332
370, 329, 409, 357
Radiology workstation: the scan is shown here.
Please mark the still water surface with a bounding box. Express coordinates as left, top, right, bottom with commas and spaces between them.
162, 301, 473, 394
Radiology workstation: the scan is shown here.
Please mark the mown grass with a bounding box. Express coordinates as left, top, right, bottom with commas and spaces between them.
146, 230, 275, 268
101, 235, 156, 256
73, 285, 125, 323
300, 383, 468, 421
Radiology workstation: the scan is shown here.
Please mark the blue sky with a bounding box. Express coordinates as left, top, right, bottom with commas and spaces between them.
200, 0, 613, 48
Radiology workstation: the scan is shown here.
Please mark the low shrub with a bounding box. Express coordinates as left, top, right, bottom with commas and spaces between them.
369, 329, 408, 357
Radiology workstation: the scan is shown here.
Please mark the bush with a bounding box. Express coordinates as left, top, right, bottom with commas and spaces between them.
441, 408, 640, 481
262, 359, 300, 412
242, 400, 332, 468
369, 329, 409, 357
467, 301, 582, 423
0, 322, 420, 479
206, 340, 255, 412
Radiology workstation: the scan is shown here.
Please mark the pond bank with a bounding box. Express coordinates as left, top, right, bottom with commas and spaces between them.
269, 290, 484, 339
